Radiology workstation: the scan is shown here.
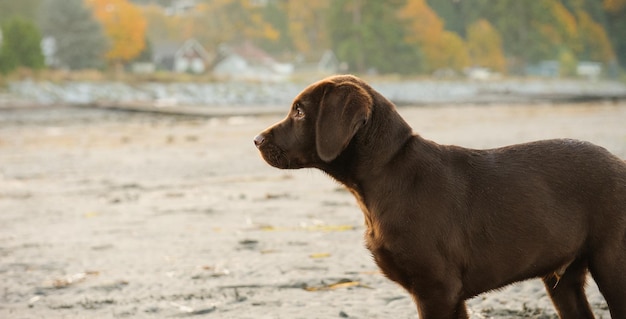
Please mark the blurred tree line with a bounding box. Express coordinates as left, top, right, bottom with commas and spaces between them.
0, 0, 625, 76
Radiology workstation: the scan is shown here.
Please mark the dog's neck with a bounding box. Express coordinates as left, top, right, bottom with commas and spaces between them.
318, 97, 415, 190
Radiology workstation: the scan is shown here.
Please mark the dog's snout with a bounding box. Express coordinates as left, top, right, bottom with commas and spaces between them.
254, 134, 266, 148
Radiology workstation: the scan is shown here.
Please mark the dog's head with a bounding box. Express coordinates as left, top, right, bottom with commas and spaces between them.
254, 75, 373, 169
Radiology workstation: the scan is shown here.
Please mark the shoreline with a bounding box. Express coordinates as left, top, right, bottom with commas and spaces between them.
1, 78, 625, 114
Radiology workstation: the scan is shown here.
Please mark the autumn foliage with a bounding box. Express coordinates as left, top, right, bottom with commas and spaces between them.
135, 0, 621, 75
3, 0, 622, 75
467, 20, 506, 72
284, 0, 330, 55
604, 0, 626, 12
86, 0, 147, 65
400, 0, 469, 72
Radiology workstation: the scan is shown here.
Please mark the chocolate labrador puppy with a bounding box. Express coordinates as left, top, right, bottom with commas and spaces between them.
254, 75, 626, 319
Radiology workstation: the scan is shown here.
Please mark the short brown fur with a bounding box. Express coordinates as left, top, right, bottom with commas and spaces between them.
254, 75, 626, 319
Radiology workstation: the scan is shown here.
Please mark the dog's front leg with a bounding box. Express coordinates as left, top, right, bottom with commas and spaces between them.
416, 300, 468, 319
413, 289, 468, 319
377, 249, 468, 318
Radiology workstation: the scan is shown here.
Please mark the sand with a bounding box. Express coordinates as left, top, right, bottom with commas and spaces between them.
1, 102, 625, 318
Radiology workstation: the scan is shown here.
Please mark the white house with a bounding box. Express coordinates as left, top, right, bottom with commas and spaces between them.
153, 39, 212, 74
212, 41, 293, 81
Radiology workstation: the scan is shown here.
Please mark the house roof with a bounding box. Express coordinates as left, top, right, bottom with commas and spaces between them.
153, 38, 211, 62
219, 41, 276, 66
175, 38, 211, 61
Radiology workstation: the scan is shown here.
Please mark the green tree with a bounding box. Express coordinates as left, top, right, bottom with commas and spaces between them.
480, 1, 546, 67
604, 0, 626, 68
141, 4, 185, 44
0, 0, 42, 25
284, 0, 330, 57
0, 17, 45, 74
400, 0, 468, 72
429, 0, 620, 71
191, 0, 279, 50
132, 37, 153, 63
259, 0, 293, 55
576, 10, 615, 62
558, 48, 578, 76
425, 0, 476, 37
467, 19, 506, 72
39, 0, 107, 70
329, 0, 422, 74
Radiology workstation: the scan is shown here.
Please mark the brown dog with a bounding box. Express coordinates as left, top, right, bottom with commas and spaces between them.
254, 75, 626, 319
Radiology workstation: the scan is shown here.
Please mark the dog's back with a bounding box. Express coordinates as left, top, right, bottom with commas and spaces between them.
435, 138, 626, 297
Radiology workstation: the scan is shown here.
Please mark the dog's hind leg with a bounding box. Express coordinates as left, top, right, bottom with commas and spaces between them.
542, 259, 595, 319
588, 243, 626, 319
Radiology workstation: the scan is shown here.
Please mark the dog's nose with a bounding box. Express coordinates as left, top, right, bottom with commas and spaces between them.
254, 134, 266, 148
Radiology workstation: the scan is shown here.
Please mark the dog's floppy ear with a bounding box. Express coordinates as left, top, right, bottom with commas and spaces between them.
316, 81, 372, 162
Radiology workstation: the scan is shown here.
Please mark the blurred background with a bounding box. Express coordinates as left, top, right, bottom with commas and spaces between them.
1, 0, 625, 107
1, 0, 625, 82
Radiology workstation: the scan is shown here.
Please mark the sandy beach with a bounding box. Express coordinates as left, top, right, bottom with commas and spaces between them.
1, 101, 625, 318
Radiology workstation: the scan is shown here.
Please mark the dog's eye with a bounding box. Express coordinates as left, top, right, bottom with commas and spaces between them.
293, 104, 305, 119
